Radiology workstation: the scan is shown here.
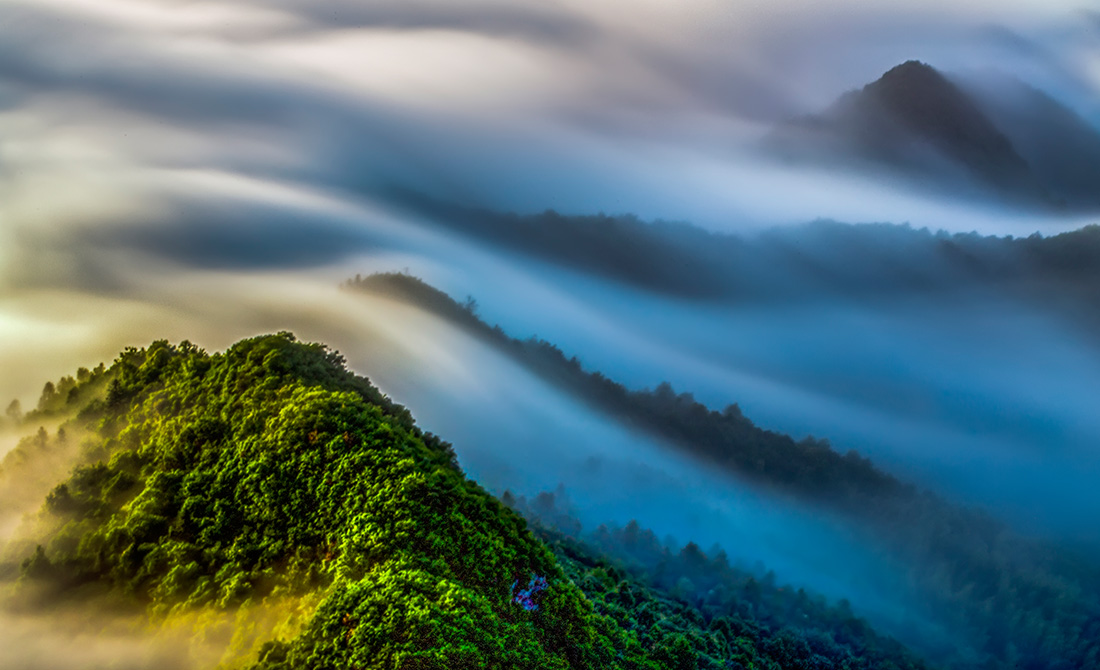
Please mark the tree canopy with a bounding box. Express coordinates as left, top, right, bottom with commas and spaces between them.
0, 332, 934, 669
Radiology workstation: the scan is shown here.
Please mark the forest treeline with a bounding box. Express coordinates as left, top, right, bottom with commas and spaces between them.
345, 271, 905, 508
386, 191, 1100, 333
510, 488, 930, 670
507, 487, 933, 669
347, 271, 1100, 670
0, 333, 934, 669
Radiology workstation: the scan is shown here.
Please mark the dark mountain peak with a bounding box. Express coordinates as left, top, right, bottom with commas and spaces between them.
857, 61, 1010, 152
879, 59, 940, 82
770, 60, 1045, 204
829, 61, 947, 112
864, 61, 960, 114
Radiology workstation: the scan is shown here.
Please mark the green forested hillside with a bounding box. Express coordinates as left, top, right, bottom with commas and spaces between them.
346, 272, 1100, 670
0, 333, 929, 669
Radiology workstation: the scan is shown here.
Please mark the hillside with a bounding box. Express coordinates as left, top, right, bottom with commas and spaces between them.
511, 491, 930, 670
0, 333, 931, 669
347, 272, 1100, 670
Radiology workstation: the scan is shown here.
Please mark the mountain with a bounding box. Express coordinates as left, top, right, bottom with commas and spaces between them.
347, 271, 907, 509
0, 333, 929, 670
386, 193, 1100, 340
348, 272, 1100, 670
766, 61, 1052, 206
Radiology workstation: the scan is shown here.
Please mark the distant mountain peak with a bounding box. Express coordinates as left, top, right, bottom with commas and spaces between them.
882, 59, 937, 75
852, 60, 1023, 164
768, 60, 1048, 206
864, 61, 958, 113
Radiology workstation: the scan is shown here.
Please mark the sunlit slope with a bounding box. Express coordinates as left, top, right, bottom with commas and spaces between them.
0, 334, 630, 668
0, 333, 931, 669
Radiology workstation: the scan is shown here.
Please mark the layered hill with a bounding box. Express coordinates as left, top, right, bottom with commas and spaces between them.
386, 192, 1100, 339
0, 333, 930, 669
346, 272, 905, 509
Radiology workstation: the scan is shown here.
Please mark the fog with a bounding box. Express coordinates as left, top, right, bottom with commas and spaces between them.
0, 595, 320, 670
2, 0, 1099, 667
0, 611, 199, 670
447, 262, 1100, 539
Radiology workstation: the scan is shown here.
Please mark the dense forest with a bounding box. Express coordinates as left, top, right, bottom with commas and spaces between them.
506, 488, 929, 670
0, 333, 934, 669
348, 271, 1100, 670
384, 191, 1100, 335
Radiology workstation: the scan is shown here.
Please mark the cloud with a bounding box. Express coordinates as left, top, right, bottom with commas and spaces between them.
253, 0, 600, 46
79, 199, 380, 271
2, 0, 1097, 261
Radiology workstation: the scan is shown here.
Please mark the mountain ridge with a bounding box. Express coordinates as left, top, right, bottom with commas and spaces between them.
387, 191, 1100, 339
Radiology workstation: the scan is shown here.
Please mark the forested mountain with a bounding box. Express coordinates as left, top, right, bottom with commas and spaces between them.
0, 333, 931, 669
348, 272, 1100, 670
349, 272, 905, 508
384, 194, 1100, 337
